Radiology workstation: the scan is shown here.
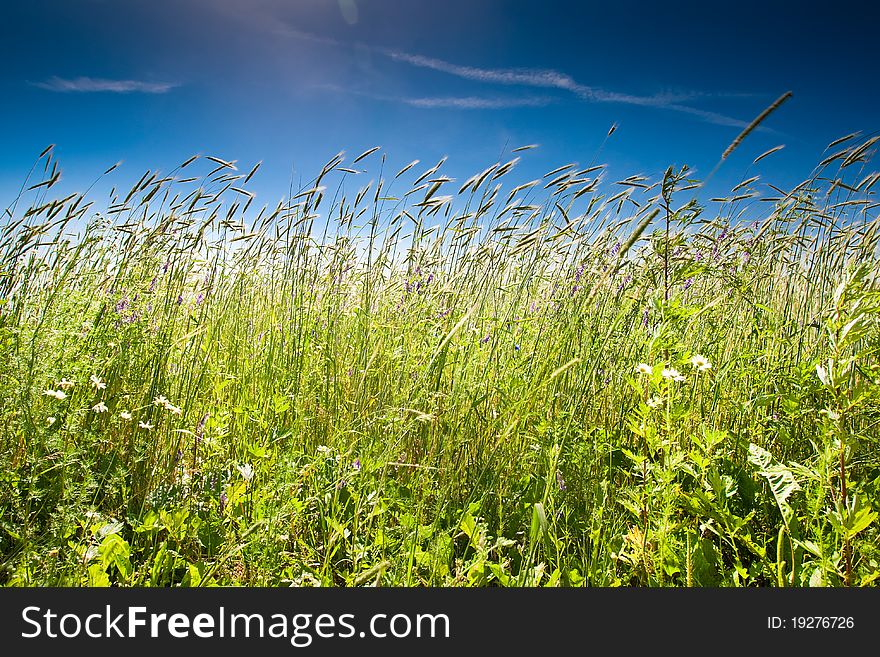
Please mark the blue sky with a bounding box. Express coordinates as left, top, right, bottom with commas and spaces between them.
2, 0, 879, 211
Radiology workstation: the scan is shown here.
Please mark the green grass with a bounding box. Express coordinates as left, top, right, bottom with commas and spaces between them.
1, 139, 879, 587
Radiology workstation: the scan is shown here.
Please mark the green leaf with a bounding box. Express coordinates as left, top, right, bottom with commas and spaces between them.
151, 543, 173, 586
98, 534, 131, 579
529, 502, 548, 545
847, 506, 878, 538
488, 562, 512, 586
87, 563, 110, 587
459, 513, 477, 540
829, 495, 878, 540
748, 443, 800, 526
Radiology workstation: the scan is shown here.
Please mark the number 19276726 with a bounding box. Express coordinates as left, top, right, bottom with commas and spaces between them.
767, 616, 854, 629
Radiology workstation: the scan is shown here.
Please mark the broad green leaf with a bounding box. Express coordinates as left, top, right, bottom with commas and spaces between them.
748, 443, 799, 527
87, 563, 110, 587
98, 533, 132, 579
530, 502, 548, 545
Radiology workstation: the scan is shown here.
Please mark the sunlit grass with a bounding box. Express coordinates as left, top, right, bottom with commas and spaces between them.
1, 137, 878, 586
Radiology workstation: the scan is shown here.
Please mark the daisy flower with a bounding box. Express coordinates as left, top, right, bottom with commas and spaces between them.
661, 368, 685, 382
690, 354, 712, 371
636, 363, 653, 376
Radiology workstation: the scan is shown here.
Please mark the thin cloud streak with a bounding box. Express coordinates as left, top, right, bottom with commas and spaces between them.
315, 82, 552, 110
32, 76, 179, 94
276, 27, 754, 127
404, 96, 553, 109
384, 51, 752, 127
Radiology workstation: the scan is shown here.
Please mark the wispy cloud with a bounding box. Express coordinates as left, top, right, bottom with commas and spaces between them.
403, 95, 552, 109
32, 76, 179, 94
276, 26, 757, 128
315, 83, 552, 110
382, 51, 754, 127
385, 51, 659, 105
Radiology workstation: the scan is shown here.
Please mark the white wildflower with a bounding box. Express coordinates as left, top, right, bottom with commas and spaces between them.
690, 354, 712, 371
90, 375, 106, 390
92, 402, 109, 413
43, 389, 67, 400
661, 368, 685, 382
120, 411, 133, 421
636, 363, 653, 376
237, 463, 254, 482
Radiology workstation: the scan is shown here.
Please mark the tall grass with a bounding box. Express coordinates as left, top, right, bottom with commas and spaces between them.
1, 136, 878, 586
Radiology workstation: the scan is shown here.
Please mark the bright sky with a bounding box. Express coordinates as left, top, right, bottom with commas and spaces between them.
2, 0, 878, 210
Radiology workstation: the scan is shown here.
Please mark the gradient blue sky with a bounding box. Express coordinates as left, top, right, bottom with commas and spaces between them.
2, 0, 879, 208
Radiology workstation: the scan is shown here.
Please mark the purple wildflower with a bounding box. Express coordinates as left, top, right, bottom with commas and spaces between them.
480, 334, 491, 344
196, 413, 209, 439
683, 278, 693, 291
177, 295, 183, 305
353, 458, 361, 471
196, 292, 205, 305
556, 470, 567, 491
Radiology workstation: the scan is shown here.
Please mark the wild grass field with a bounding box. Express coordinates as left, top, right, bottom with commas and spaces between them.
1, 129, 879, 587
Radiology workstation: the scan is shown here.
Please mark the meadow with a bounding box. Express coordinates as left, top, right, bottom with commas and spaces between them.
1, 128, 879, 587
